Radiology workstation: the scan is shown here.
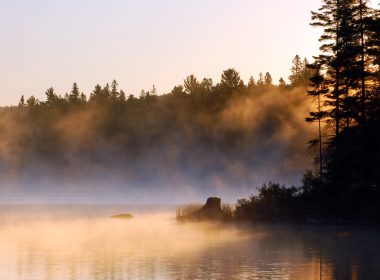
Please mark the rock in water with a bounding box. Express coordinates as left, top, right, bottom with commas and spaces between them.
110, 213, 133, 219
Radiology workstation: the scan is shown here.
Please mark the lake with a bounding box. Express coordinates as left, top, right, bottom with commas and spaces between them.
0, 205, 379, 280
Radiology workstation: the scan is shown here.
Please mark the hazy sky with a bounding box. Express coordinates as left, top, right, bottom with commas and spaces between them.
0, 0, 322, 106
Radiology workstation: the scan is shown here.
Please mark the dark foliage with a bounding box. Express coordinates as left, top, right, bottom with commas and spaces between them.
235, 1, 380, 224
235, 182, 301, 223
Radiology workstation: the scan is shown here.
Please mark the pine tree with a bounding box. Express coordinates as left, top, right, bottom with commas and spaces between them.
310, 0, 356, 141
68, 83, 83, 104
150, 85, 157, 96
111, 80, 119, 99
119, 90, 126, 101
103, 83, 110, 98
200, 78, 213, 94
289, 55, 303, 86
184, 75, 199, 94
26, 96, 39, 107
279, 77, 286, 88
89, 84, 103, 102
248, 76, 256, 88
309, 0, 380, 218
264, 72, 273, 86
302, 58, 314, 85
306, 65, 329, 180
45, 87, 58, 106
220, 68, 243, 90
257, 72, 264, 87
367, 9, 380, 119
171, 85, 185, 96
18, 95, 25, 107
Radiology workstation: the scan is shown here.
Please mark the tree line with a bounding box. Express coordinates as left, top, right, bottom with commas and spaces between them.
18, 64, 309, 108
0, 57, 312, 190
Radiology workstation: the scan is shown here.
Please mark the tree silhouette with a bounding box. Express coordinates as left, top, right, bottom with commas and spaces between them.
18, 95, 25, 107
257, 72, 264, 87
278, 77, 286, 88
220, 68, 243, 90
171, 85, 185, 96
264, 72, 273, 86
289, 55, 303, 86
26, 96, 39, 107
248, 76, 256, 88
184, 75, 200, 94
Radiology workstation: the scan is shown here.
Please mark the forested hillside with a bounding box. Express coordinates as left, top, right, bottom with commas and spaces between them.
0, 63, 314, 198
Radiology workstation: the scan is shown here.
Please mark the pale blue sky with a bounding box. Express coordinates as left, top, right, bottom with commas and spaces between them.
0, 0, 322, 105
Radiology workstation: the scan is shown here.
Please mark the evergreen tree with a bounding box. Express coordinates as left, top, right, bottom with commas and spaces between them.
264, 72, 273, 86
184, 75, 199, 94
351, 0, 374, 127
45, 87, 58, 106
103, 83, 111, 98
220, 68, 243, 90
302, 58, 314, 85
311, 0, 378, 148
307, 0, 380, 219
80, 93, 87, 103
111, 80, 119, 99
288, 55, 303, 86
367, 10, 380, 119
18, 95, 25, 107
140, 89, 147, 98
310, 0, 355, 140
171, 85, 185, 96
119, 90, 126, 101
306, 65, 329, 180
26, 96, 39, 107
150, 85, 157, 96
89, 84, 103, 102
200, 78, 213, 94
257, 72, 264, 87
248, 76, 256, 88
69, 83, 80, 103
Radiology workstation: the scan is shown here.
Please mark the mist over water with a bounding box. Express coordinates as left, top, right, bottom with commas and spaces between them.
0, 87, 316, 203
0, 205, 379, 280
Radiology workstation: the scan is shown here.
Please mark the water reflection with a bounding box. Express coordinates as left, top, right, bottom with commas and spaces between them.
0, 205, 379, 280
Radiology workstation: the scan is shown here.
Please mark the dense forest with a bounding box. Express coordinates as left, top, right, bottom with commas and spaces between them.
236, 0, 380, 223
0, 1, 379, 222
0, 59, 313, 200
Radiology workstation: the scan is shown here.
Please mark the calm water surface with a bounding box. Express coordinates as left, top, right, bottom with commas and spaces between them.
0, 205, 379, 280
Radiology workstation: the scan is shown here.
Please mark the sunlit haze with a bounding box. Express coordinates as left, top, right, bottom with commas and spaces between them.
0, 0, 321, 106
0, 1, 379, 278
